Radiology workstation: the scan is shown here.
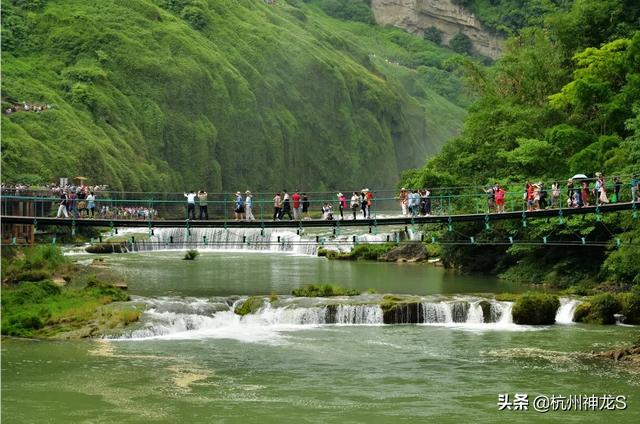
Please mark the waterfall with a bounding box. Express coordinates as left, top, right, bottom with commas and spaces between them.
115, 296, 526, 342
555, 298, 580, 324
131, 227, 319, 256
466, 302, 484, 324
420, 302, 453, 323
125, 227, 412, 256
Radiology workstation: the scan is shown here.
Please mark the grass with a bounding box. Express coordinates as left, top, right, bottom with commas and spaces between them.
1, 246, 138, 338
324, 243, 396, 260
1, 279, 133, 338
2, 0, 467, 191
1, 245, 72, 284
291, 284, 360, 297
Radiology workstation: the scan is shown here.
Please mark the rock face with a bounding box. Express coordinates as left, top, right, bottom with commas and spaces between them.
379, 242, 428, 262
596, 339, 640, 366
371, 0, 503, 59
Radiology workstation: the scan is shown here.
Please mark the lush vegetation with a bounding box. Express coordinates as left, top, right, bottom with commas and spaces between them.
574, 288, 640, 324
320, 243, 397, 260
2, 0, 468, 191
511, 292, 560, 325
183, 249, 199, 260
291, 284, 360, 297
452, 0, 574, 35
402, 0, 640, 286
1, 244, 71, 284
1, 246, 137, 338
234, 295, 265, 316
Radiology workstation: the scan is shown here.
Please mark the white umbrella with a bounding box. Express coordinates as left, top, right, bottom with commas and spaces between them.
571, 174, 588, 180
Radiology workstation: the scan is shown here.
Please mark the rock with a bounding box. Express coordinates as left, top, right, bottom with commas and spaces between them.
511, 292, 560, 325
379, 242, 428, 262
371, 0, 503, 58
479, 300, 492, 323
382, 302, 420, 324
85, 243, 127, 254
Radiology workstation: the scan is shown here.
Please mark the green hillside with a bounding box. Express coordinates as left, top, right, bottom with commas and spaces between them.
1, 0, 467, 191
403, 0, 640, 285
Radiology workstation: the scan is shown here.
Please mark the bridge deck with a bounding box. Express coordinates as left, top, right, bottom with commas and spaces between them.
1, 203, 635, 229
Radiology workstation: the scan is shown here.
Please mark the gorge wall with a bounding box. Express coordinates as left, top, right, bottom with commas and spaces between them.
371, 0, 503, 59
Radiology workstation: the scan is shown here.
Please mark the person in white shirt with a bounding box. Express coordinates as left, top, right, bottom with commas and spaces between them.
184, 190, 196, 220
245, 191, 255, 221
350, 192, 360, 220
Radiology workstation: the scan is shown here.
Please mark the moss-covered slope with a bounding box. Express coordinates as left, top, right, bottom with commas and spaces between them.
2, 0, 466, 191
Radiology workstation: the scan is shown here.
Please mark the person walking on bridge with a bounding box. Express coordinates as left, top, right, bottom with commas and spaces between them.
632, 174, 638, 203
337, 192, 346, 220
350, 192, 360, 220
245, 191, 255, 221
234, 191, 245, 220
198, 190, 208, 220
273, 192, 282, 220
292, 190, 301, 220
56, 191, 69, 218
184, 190, 196, 220
87, 191, 96, 218
494, 185, 505, 213
281, 190, 293, 220
399, 188, 408, 216
302, 193, 310, 219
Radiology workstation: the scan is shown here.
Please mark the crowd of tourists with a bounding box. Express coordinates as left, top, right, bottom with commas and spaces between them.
6, 172, 638, 222
4, 101, 51, 115
488, 173, 639, 213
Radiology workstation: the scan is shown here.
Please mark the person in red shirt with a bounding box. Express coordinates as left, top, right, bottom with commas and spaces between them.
495, 185, 506, 213
292, 190, 301, 220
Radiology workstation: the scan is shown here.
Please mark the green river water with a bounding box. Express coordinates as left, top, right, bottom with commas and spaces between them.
2, 252, 639, 423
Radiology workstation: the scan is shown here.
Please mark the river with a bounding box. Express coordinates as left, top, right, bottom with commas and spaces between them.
2, 251, 638, 423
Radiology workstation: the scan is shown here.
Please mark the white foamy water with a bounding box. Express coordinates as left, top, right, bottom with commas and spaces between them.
555, 298, 581, 324
114, 295, 541, 343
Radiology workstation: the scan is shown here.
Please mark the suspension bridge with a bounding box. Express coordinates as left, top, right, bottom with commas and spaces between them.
1, 189, 637, 246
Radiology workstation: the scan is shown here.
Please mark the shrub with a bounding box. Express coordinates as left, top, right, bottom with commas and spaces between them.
511, 292, 560, 325
181, 6, 206, 30
589, 293, 622, 325
449, 32, 472, 54
423, 26, 442, 44
235, 296, 264, 316
292, 284, 359, 297
618, 291, 640, 324
574, 293, 622, 324
184, 249, 199, 260
4, 281, 61, 305
12, 269, 51, 283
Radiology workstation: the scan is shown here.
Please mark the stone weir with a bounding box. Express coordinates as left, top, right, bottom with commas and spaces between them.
371, 0, 503, 59
114, 295, 557, 341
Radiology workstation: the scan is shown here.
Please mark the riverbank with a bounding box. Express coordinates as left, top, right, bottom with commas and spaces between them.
319, 242, 438, 262
1, 246, 141, 339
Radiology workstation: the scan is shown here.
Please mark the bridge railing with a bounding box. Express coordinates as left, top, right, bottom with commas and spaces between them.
1, 181, 635, 221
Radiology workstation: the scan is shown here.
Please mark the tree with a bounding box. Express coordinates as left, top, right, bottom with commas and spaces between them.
450, 32, 472, 54
423, 26, 442, 45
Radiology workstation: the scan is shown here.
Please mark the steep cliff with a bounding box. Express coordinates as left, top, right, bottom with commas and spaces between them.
371, 0, 502, 58
1, 0, 467, 191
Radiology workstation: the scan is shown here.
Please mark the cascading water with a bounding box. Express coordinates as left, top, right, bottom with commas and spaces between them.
555, 298, 581, 324
131, 227, 319, 255
116, 296, 528, 342
125, 227, 414, 256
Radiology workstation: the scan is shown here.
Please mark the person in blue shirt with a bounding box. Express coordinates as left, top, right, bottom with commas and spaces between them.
234, 191, 245, 220
632, 174, 638, 203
